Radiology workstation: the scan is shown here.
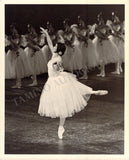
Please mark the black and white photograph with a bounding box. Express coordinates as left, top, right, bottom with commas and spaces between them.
0, 0, 129, 159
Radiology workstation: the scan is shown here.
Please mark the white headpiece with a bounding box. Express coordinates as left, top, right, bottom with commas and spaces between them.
70, 24, 78, 29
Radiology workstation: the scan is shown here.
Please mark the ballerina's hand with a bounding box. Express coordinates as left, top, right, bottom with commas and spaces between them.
40, 27, 48, 35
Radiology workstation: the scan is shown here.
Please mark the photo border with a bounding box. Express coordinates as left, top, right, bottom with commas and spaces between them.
0, 0, 129, 159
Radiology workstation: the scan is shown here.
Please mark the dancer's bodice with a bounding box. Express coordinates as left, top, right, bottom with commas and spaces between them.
47, 54, 63, 77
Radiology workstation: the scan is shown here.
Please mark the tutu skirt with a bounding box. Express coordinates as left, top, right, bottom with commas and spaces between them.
38, 72, 93, 118
18, 48, 32, 77
25, 47, 47, 75
109, 35, 124, 63
5, 52, 16, 79
69, 39, 83, 70
62, 45, 74, 72
93, 37, 119, 65
80, 40, 99, 69
41, 45, 52, 73
35, 49, 47, 74
5, 48, 25, 79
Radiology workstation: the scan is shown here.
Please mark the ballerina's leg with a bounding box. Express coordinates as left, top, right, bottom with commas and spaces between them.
79, 66, 88, 80
12, 54, 24, 88
58, 117, 66, 139
119, 62, 123, 73
111, 62, 120, 75
28, 54, 38, 86
91, 90, 108, 95
97, 63, 105, 77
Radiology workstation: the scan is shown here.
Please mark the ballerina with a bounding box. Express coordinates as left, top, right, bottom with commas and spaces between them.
38, 27, 108, 140
107, 13, 124, 74
8, 24, 25, 88
94, 12, 119, 77
70, 24, 87, 78
63, 20, 75, 73
25, 24, 46, 86
5, 34, 16, 79
77, 20, 99, 78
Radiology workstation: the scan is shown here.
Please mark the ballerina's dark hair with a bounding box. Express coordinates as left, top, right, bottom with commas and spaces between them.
56, 43, 66, 56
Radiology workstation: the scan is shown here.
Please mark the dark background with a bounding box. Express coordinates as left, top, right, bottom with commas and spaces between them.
5, 4, 124, 35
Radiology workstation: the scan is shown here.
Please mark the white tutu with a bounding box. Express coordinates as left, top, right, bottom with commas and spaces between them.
18, 48, 32, 77
93, 36, 119, 65
41, 45, 52, 73
35, 49, 47, 74
5, 52, 16, 79
80, 40, 99, 69
24, 47, 46, 75
62, 45, 74, 72
38, 71, 93, 118
79, 41, 88, 68
72, 38, 83, 70
5, 48, 25, 79
109, 35, 124, 63
14, 48, 26, 79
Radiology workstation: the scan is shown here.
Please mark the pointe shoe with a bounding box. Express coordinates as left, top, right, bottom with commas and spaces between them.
95, 90, 108, 95
28, 81, 37, 86
79, 75, 88, 80
58, 126, 65, 140
97, 73, 105, 77
17, 85, 21, 89
12, 85, 18, 88
119, 67, 123, 73
12, 84, 21, 89
30, 76, 33, 79
101, 73, 105, 77
97, 73, 101, 77
111, 71, 120, 75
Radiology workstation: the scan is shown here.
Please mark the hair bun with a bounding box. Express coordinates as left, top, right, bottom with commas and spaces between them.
56, 43, 66, 56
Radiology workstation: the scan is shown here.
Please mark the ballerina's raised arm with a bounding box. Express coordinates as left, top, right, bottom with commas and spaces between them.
40, 27, 55, 55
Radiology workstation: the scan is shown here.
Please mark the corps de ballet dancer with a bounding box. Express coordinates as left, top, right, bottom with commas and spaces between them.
107, 12, 124, 74
24, 24, 46, 86
77, 17, 99, 78
7, 24, 26, 88
77, 16, 89, 79
70, 24, 88, 79
93, 12, 119, 77
62, 19, 75, 73
38, 27, 108, 140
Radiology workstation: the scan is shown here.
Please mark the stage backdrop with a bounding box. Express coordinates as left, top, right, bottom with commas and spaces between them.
5, 4, 124, 34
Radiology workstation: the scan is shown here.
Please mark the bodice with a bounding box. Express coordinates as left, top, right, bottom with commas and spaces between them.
47, 54, 63, 77
73, 35, 80, 46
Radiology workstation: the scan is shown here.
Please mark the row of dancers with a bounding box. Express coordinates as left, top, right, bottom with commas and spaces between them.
5, 12, 124, 88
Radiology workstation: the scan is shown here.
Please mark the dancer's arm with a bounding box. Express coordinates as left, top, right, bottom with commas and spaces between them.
40, 27, 54, 54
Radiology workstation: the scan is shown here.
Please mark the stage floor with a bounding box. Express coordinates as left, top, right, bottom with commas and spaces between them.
5, 66, 124, 154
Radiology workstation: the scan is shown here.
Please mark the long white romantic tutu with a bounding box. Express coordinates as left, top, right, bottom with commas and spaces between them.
5, 52, 16, 79
108, 35, 124, 63
5, 48, 25, 79
72, 39, 83, 70
41, 45, 52, 73
93, 37, 119, 65
38, 71, 93, 118
80, 40, 99, 69
62, 45, 74, 72
24, 47, 47, 75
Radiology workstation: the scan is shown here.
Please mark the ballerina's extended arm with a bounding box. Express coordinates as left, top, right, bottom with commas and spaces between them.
40, 27, 55, 55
